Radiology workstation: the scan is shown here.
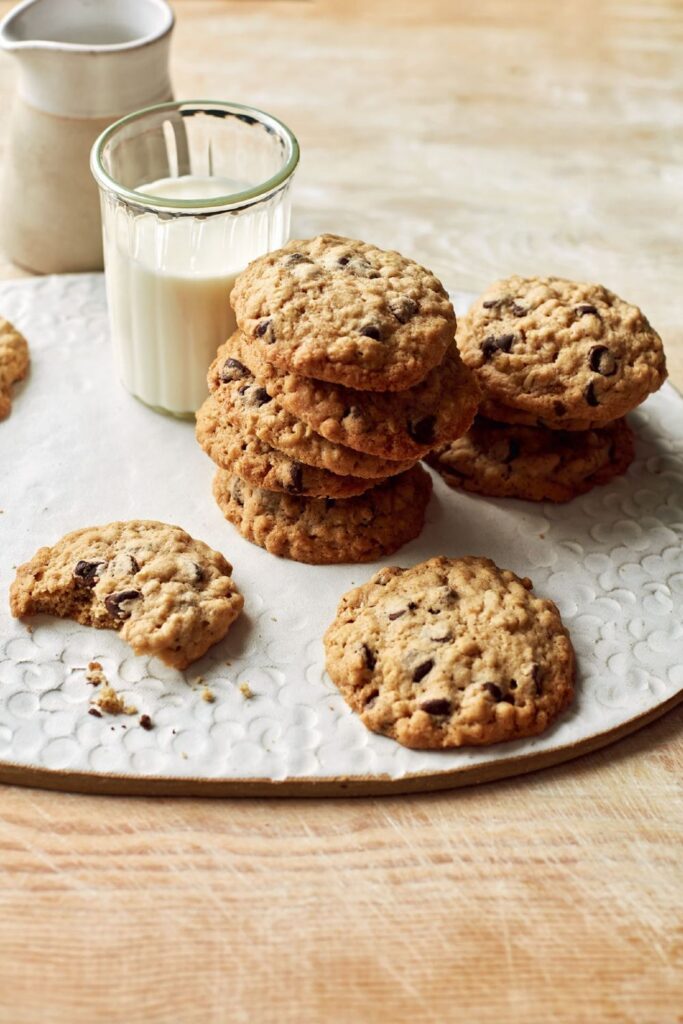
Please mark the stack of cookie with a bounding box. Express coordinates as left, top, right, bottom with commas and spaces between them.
196, 234, 479, 563
428, 276, 667, 502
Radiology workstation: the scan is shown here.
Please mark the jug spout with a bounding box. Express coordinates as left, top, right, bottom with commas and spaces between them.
0, 0, 174, 117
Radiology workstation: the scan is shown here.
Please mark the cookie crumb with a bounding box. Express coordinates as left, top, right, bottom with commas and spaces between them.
25, 623, 33, 634
139, 714, 153, 731
239, 682, 254, 700
193, 675, 204, 687
88, 707, 102, 718
94, 683, 137, 716
85, 661, 106, 686
181, 752, 188, 760
201, 687, 215, 703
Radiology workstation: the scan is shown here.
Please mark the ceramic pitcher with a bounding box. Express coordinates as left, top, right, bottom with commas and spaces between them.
0, 0, 174, 274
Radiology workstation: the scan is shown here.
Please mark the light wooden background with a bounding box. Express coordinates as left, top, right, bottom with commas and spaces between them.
0, 1, 682, 1022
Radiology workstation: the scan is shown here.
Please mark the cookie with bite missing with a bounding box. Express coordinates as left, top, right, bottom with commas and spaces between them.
222, 333, 479, 462
196, 393, 383, 498
231, 234, 455, 391
205, 350, 415, 479
10, 521, 243, 669
324, 556, 575, 749
212, 465, 432, 565
426, 415, 634, 502
0, 318, 29, 420
459, 276, 666, 429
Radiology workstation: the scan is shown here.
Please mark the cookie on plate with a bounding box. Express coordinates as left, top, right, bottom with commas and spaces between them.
212, 465, 432, 565
459, 276, 666, 429
231, 234, 455, 391
426, 415, 634, 502
10, 521, 244, 669
206, 350, 415, 479
223, 333, 479, 461
196, 393, 383, 498
324, 556, 575, 749
0, 318, 29, 420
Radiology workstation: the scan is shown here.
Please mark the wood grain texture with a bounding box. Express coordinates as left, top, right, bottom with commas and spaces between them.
0, 1, 681, 1021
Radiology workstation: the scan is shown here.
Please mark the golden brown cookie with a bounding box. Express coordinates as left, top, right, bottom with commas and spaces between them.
0, 318, 29, 420
231, 234, 455, 391
10, 521, 243, 669
459, 276, 666, 429
324, 556, 575, 749
426, 416, 634, 502
212, 465, 432, 565
205, 350, 416, 479
220, 333, 479, 461
196, 393, 382, 498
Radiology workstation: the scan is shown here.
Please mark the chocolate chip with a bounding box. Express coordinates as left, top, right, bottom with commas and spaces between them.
511, 302, 527, 317
88, 707, 102, 718
362, 644, 376, 670
337, 255, 351, 266
139, 714, 153, 731
482, 297, 506, 309
388, 610, 406, 620
407, 415, 436, 445
432, 632, 453, 643
584, 381, 599, 406
104, 590, 141, 620
509, 679, 518, 690
484, 682, 503, 701
589, 345, 617, 377
532, 664, 543, 695
359, 323, 383, 341
73, 560, 105, 587
553, 400, 567, 417
192, 562, 205, 583
364, 689, 379, 708
128, 555, 140, 574
412, 659, 434, 682
286, 253, 312, 266
255, 319, 273, 339
388, 296, 419, 324
481, 334, 514, 359
324, 498, 336, 511
251, 387, 272, 407
505, 438, 521, 462
287, 463, 304, 494
220, 357, 250, 383
420, 698, 451, 716
346, 257, 379, 278
576, 304, 600, 317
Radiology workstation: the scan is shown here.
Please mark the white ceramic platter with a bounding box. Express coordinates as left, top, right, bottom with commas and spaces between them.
0, 275, 681, 796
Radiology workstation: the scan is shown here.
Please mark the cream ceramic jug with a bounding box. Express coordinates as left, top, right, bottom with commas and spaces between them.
0, 0, 174, 273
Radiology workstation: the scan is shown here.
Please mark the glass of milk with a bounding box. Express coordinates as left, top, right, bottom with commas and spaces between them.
91, 100, 299, 417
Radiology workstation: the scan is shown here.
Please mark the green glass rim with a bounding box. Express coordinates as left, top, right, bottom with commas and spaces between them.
90, 99, 300, 212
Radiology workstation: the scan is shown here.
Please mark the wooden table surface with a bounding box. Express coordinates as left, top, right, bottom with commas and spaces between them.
0, 2, 681, 1021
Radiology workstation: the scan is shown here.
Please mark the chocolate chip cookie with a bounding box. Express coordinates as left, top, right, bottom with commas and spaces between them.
459, 276, 666, 429
205, 350, 415, 479
231, 234, 455, 391
212, 465, 432, 565
426, 415, 635, 503
196, 393, 382, 498
324, 556, 575, 748
10, 521, 244, 669
222, 333, 479, 461
0, 318, 29, 420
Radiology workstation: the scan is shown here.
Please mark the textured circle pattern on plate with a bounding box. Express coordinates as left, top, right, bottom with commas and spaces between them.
0, 276, 681, 792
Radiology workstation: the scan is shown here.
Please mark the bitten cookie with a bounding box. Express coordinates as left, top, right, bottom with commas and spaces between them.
459, 276, 666, 429
225, 333, 479, 461
10, 521, 244, 669
196, 393, 382, 498
212, 465, 432, 565
206, 350, 415, 479
426, 415, 635, 503
0, 318, 29, 420
231, 234, 455, 391
324, 556, 575, 749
